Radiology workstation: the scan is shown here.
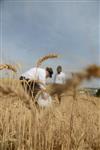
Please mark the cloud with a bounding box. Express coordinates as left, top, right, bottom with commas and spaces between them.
0, 0, 99, 87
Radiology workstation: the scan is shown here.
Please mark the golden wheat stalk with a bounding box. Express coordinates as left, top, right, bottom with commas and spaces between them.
36, 53, 58, 67
0, 64, 17, 73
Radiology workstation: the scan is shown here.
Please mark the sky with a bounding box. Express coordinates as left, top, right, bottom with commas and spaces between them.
0, 0, 100, 87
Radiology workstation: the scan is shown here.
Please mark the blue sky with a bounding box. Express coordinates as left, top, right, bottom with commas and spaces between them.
0, 0, 100, 87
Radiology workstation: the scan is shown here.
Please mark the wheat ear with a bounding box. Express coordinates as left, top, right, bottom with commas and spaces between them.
0, 64, 17, 72
36, 53, 58, 67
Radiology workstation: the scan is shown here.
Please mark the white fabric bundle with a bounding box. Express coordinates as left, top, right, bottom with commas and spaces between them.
37, 92, 52, 107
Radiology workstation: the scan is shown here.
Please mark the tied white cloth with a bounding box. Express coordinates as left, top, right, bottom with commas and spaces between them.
37, 92, 52, 107
22, 67, 46, 88
54, 72, 66, 84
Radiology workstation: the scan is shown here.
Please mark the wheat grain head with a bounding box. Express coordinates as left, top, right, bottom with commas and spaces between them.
0, 64, 17, 73
36, 53, 58, 67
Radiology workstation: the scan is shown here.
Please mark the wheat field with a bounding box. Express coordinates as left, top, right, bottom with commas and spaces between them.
0, 58, 100, 150
0, 78, 100, 150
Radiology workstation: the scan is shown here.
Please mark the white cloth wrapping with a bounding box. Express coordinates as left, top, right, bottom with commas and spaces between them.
37, 92, 52, 107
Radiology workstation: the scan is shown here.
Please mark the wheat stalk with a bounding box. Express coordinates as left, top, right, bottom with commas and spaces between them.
0, 64, 17, 73
36, 53, 58, 67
